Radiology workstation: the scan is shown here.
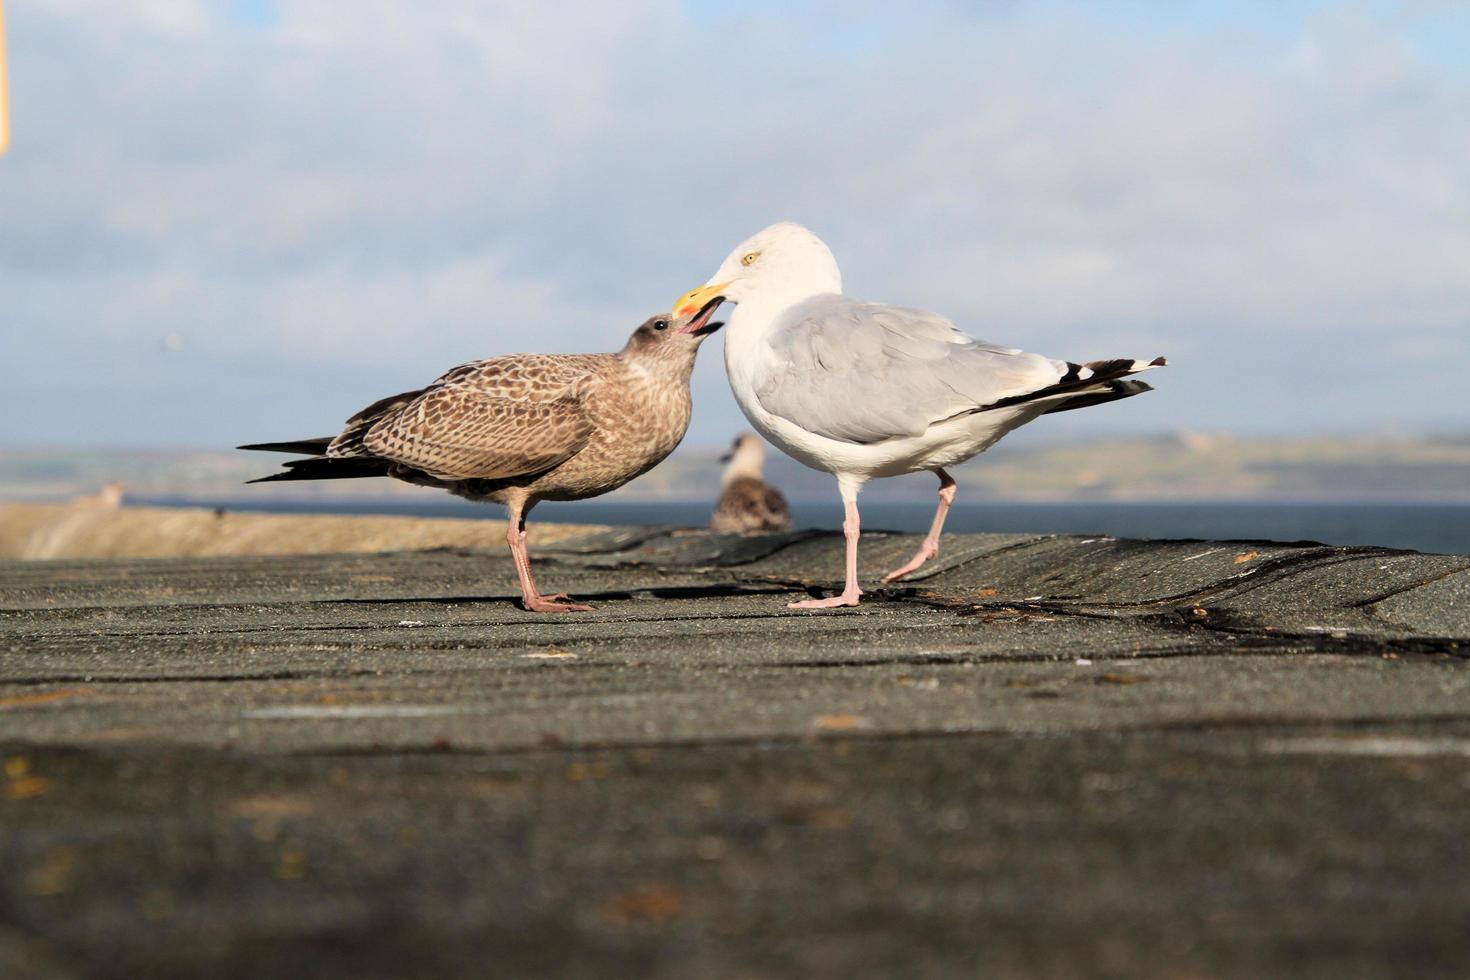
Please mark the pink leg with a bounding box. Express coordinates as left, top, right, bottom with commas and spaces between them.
506, 515, 592, 613
790, 495, 864, 610
882, 469, 956, 583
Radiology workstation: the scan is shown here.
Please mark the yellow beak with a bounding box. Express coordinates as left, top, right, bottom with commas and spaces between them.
672, 281, 731, 318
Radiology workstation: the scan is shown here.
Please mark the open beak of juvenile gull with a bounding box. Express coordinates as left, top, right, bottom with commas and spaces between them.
676, 294, 726, 336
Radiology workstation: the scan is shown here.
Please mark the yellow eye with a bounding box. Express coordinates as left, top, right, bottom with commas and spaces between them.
740, 251, 760, 266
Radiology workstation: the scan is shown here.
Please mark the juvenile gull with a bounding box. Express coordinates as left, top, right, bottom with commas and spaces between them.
673, 222, 1165, 609
710, 433, 792, 534
240, 306, 723, 613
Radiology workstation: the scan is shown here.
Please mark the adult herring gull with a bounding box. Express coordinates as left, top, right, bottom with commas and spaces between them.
240, 305, 723, 613
672, 222, 1165, 609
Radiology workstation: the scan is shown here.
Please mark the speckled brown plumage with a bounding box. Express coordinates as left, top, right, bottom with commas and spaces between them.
711, 476, 792, 533
242, 306, 723, 612
708, 432, 792, 534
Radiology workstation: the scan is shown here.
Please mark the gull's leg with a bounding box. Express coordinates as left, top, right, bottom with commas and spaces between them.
882, 468, 957, 583
505, 505, 592, 613
791, 478, 864, 609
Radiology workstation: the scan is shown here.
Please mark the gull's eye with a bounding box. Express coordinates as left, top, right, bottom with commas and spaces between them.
653, 319, 668, 331
741, 251, 760, 266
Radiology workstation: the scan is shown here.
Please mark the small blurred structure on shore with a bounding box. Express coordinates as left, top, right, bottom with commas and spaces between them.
71, 481, 125, 509
710, 434, 792, 534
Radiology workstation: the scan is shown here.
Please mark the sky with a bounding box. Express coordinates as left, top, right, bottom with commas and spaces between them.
1, 0, 1467, 450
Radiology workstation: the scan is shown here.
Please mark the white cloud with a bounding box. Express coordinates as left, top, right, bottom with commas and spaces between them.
27, 0, 212, 36
1, 1, 1468, 448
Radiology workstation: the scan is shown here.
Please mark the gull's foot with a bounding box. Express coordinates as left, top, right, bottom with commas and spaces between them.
881, 543, 939, 583
789, 591, 862, 610
522, 594, 594, 613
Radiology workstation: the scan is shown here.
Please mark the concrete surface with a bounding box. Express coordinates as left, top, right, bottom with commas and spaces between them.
2, 526, 1468, 978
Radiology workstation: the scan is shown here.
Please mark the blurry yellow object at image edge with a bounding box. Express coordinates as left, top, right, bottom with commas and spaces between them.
0, 0, 10, 156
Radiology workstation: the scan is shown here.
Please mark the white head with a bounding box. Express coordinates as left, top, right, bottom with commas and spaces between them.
718, 432, 766, 483
672, 222, 842, 320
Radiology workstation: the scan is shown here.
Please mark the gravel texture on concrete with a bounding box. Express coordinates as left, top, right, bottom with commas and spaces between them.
2, 526, 1468, 978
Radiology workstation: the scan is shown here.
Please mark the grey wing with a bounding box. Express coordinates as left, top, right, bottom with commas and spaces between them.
753, 296, 1069, 445
349, 355, 597, 480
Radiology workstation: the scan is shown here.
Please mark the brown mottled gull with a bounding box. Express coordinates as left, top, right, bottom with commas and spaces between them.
710, 433, 792, 534
240, 303, 723, 612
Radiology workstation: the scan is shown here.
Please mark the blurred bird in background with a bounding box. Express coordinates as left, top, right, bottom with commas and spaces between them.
710, 433, 792, 534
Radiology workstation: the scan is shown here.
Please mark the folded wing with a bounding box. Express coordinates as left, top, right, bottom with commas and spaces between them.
753, 296, 1072, 445
342, 356, 597, 481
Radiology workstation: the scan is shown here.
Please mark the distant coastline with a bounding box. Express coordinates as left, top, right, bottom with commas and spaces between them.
5, 432, 1470, 506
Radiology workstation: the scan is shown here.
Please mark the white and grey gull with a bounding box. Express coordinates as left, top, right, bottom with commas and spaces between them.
241, 304, 723, 613
673, 222, 1165, 609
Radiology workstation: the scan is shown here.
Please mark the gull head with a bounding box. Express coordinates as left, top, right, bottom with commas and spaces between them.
719, 432, 765, 465
621, 306, 723, 366
673, 222, 842, 318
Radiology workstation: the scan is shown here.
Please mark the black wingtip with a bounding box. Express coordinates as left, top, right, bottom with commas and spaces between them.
1149, 356, 1168, 367
237, 437, 334, 455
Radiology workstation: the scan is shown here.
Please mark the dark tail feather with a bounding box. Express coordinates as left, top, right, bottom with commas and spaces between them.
245, 456, 393, 484
237, 437, 335, 456
977, 356, 1166, 414
1042, 379, 1154, 415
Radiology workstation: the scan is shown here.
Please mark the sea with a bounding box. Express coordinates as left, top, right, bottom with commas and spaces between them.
134, 495, 1470, 556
